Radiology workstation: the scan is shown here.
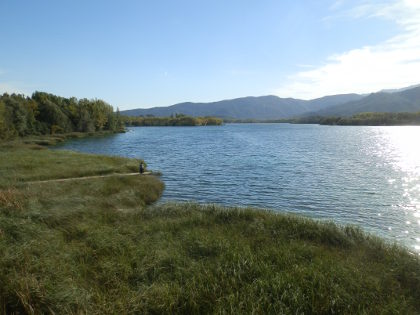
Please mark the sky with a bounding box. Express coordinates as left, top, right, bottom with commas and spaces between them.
1, 0, 419, 110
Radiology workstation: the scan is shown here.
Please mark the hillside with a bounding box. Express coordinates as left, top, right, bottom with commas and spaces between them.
122, 96, 307, 119
121, 94, 363, 120
380, 83, 420, 93
306, 93, 364, 112
121, 85, 420, 120
307, 86, 420, 117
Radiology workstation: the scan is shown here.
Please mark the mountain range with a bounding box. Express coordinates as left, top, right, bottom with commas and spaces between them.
121, 85, 420, 120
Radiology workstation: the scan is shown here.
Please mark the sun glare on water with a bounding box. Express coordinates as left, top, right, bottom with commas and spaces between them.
379, 127, 420, 252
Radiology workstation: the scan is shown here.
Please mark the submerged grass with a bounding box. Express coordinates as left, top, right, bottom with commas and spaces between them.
1, 141, 420, 314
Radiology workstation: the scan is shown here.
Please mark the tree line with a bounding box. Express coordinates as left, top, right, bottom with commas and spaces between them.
123, 113, 223, 126
0, 92, 124, 140
226, 112, 420, 126
289, 112, 420, 126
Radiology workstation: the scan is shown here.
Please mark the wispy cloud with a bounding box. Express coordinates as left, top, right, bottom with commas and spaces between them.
0, 76, 29, 95
0, 83, 28, 95
276, 0, 420, 99
0, 70, 30, 95
329, 0, 346, 11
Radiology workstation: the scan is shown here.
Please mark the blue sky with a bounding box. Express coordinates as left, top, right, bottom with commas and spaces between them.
1, 0, 419, 109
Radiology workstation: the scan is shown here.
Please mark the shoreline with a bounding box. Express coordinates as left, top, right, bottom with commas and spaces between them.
1, 140, 420, 313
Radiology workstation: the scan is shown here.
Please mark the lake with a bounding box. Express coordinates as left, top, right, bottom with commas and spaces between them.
57, 124, 420, 252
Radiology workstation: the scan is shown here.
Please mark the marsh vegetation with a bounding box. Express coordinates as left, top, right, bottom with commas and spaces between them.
1, 140, 420, 313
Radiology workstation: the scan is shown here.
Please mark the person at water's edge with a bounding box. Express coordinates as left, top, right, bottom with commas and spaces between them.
139, 162, 144, 174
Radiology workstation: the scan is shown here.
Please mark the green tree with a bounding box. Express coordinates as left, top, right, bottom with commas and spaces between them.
0, 100, 16, 139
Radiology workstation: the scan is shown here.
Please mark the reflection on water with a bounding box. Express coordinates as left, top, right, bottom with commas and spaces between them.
383, 127, 420, 176
375, 127, 420, 252
56, 124, 420, 253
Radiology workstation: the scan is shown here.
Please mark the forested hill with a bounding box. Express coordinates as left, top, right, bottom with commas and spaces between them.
0, 92, 124, 140
121, 94, 363, 120
305, 86, 420, 117
122, 96, 307, 119
121, 85, 420, 120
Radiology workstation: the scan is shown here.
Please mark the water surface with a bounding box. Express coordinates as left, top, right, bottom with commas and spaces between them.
57, 124, 420, 252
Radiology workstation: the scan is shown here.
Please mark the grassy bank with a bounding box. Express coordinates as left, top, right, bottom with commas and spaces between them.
0, 130, 122, 148
1, 142, 420, 314
0, 138, 141, 187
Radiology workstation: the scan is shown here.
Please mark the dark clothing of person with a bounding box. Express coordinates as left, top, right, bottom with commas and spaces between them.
139, 163, 144, 174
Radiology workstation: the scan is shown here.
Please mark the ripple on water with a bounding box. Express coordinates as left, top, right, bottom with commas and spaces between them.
56, 124, 420, 252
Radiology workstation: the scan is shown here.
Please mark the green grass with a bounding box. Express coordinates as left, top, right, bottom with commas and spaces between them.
0, 130, 121, 149
1, 141, 420, 314
0, 141, 141, 188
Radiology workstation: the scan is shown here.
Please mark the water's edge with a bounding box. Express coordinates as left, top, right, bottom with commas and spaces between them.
56, 124, 420, 252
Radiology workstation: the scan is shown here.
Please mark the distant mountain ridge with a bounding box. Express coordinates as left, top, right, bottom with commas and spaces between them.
121, 84, 420, 119
123, 96, 307, 120
306, 86, 420, 117
380, 84, 420, 93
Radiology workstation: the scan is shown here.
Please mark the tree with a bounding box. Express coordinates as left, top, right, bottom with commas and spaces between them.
116, 108, 124, 131
0, 100, 15, 139
0, 91, 125, 138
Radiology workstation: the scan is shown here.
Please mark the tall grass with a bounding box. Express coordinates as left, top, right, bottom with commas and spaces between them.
0, 143, 142, 187
1, 202, 420, 314
0, 142, 419, 313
